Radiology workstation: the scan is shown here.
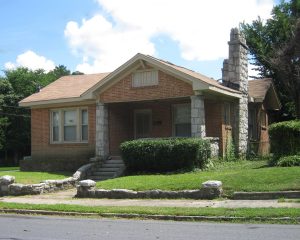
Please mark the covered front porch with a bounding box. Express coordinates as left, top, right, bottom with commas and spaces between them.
95, 95, 230, 159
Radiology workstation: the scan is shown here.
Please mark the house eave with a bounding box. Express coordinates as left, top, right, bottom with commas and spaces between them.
19, 97, 95, 108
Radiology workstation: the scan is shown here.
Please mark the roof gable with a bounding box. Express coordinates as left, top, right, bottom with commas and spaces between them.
248, 78, 281, 110
84, 53, 241, 99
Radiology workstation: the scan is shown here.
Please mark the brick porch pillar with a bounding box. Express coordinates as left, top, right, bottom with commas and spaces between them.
191, 95, 206, 138
95, 101, 109, 160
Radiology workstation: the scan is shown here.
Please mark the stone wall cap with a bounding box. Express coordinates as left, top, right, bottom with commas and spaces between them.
0, 175, 15, 184
202, 180, 222, 188
78, 179, 96, 187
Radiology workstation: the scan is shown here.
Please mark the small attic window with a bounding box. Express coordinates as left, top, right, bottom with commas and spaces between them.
132, 70, 158, 88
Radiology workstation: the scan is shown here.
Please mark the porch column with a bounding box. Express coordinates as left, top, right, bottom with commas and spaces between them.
95, 101, 109, 160
191, 95, 206, 138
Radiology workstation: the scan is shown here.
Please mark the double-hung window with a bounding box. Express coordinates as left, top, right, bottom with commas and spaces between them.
51, 108, 88, 143
173, 104, 191, 137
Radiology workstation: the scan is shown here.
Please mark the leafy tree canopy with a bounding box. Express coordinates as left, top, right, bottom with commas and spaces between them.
241, 0, 300, 119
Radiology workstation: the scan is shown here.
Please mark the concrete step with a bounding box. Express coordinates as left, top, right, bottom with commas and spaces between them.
94, 167, 120, 172
105, 160, 124, 164
109, 155, 122, 160
102, 163, 125, 168
92, 171, 115, 176
90, 176, 113, 181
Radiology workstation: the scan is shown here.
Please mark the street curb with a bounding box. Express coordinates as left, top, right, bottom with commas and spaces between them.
0, 209, 299, 223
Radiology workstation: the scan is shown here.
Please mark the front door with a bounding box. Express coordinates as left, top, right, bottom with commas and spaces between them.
134, 109, 152, 139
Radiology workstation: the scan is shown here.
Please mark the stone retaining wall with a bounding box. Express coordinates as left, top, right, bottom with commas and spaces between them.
76, 180, 223, 200
0, 163, 94, 196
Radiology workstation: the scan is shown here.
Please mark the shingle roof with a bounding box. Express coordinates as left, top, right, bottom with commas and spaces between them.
248, 78, 272, 100
20, 53, 242, 106
20, 73, 110, 104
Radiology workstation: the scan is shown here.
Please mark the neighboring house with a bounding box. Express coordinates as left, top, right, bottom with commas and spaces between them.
19, 28, 280, 171
248, 78, 281, 156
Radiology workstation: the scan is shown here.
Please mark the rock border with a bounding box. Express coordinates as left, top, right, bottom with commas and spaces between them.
0, 163, 94, 196
76, 180, 223, 200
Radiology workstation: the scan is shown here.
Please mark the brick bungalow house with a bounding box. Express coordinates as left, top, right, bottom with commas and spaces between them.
19, 28, 280, 173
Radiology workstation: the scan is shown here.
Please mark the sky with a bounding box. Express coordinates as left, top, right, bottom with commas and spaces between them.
0, 0, 278, 80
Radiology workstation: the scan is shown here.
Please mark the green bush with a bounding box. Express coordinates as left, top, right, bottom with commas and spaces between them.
276, 155, 300, 167
269, 120, 300, 165
120, 138, 211, 172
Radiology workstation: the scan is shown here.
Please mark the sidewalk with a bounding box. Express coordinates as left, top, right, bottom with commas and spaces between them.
1, 188, 300, 208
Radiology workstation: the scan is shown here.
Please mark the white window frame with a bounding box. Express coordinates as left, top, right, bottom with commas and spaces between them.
132, 70, 158, 88
50, 107, 88, 144
172, 103, 191, 137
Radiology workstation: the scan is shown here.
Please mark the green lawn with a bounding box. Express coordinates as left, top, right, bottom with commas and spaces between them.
0, 168, 72, 184
0, 202, 299, 224
96, 160, 300, 196
0, 167, 19, 172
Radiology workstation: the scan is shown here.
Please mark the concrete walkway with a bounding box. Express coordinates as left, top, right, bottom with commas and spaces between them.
1, 188, 300, 208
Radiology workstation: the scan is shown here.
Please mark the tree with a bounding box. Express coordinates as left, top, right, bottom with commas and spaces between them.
241, 0, 300, 119
48, 65, 71, 79
0, 65, 71, 165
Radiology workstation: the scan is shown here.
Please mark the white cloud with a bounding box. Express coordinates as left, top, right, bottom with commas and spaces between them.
65, 0, 274, 73
5, 50, 55, 72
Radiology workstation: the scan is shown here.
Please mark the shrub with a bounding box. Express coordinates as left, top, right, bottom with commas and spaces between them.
276, 155, 300, 167
120, 138, 211, 172
225, 134, 236, 161
269, 120, 300, 165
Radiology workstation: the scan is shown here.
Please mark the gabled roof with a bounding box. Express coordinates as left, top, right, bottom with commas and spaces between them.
248, 78, 281, 110
83, 53, 241, 99
249, 78, 272, 100
19, 53, 241, 107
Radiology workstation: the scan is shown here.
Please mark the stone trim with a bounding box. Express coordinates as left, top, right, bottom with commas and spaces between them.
76, 180, 222, 200
95, 101, 109, 159
191, 95, 206, 138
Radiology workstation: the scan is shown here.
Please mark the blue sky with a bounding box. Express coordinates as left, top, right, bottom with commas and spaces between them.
1, 0, 277, 79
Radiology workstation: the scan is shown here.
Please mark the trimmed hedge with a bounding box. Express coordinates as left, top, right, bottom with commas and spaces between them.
269, 120, 300, 158
120, 138, 211, 172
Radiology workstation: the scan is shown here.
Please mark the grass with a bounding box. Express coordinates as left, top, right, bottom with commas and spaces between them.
0, 167, 19, 172
96, 160, 300, 197
0, 202, 299, 224
0, 167, 72, 184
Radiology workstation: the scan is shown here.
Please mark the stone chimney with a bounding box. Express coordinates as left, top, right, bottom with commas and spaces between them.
222, 28, 249, 157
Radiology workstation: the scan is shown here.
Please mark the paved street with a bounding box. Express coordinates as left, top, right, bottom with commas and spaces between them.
0, 214, 299, 240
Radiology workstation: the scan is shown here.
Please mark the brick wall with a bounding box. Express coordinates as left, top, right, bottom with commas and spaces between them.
99, 71, 194, 103
29, 104, 96, 171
